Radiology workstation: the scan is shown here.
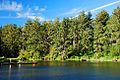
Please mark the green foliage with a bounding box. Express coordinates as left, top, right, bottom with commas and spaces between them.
18, 49, 41, 61
106, 7, 120, 58
93, 10, 109, 56
1, 7, 120, 61
1, 24, 21, 57
109, 45, 120, 57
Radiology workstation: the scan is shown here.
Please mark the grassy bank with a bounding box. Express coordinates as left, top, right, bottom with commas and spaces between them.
1, 56, 120, 63
66, 55, 120, 62
0, 57, 6, 63
0, 57, 19, 63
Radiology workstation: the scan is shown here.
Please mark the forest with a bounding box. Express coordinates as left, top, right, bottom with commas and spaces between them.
0, 7, 120, 61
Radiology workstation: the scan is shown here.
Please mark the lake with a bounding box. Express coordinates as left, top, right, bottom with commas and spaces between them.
0, 61, 120, 80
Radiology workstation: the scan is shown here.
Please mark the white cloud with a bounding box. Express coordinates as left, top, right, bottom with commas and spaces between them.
0, 10, 45, 21
0, 12, 45, 21
16, 9, 45, 21
0, 1, 22, 11
0, 1, 46, 21
34, 6, 39, 11
40, 7, 46, 12
61, 8, 83, 16
27, 16, 45, 21
34, 6, 46, 12
75, 0, 120, 17
90, 0, 120, 12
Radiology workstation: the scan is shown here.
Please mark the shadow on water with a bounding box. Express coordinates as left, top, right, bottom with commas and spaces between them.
0, 61, 120, 80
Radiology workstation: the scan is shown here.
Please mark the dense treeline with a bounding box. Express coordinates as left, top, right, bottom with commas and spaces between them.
0, 7, 120, 61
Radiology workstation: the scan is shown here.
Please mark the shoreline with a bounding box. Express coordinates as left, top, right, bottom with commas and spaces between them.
1, 57, 120, 64
1, 55, 120, 64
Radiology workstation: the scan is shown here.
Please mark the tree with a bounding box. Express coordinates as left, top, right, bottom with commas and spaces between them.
0, 26, 3, 57
106, 7, 120, 57
60, 18, 71, 60
93, 10, 109, 57
1, 7, 119, 61
77, 11, 93, 56
19, 19, 44, 60
1, 24, 21, 57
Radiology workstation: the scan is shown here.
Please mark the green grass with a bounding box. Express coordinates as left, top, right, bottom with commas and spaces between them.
66, 55, 120, 62
0, 57, 19, 62
0, 56, 6, 62
7, 58, 19, 60
1, 55, 120, 62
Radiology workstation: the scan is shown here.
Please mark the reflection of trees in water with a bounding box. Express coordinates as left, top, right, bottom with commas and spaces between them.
8, 65, 11, 80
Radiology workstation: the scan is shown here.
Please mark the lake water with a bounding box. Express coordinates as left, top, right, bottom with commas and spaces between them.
0, 61, 120, 80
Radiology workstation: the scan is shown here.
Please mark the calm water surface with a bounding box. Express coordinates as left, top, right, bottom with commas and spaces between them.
0, 61, 120, 80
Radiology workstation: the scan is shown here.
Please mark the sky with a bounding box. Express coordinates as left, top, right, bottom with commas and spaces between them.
0, 0, 120, 26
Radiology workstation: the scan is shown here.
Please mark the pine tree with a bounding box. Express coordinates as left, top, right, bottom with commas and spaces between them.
93, 10, 109, 58
106, 7, 120, 57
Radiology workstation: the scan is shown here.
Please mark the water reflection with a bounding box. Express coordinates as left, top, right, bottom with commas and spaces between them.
8, 65, 11, 80
32, 63, 36, 67
0, 62, 120, 80
18, 64, 21, 68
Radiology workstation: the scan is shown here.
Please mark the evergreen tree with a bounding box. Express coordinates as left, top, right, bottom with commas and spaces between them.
106, 7, 120, 57
19, 19, 44, 60
0, 7, 119, 61
1, 24, 21, 57
93, 10, 109, 58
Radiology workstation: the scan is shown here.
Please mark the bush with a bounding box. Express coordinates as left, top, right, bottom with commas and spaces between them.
109, 45, 120, 57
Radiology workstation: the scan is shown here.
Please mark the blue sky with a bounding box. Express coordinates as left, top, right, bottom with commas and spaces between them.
0, 0, 120, 26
